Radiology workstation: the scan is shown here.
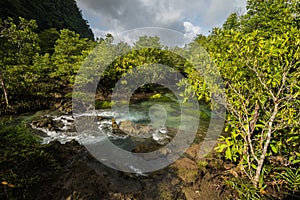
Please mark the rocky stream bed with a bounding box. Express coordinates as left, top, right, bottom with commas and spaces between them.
1, 97, 240, 199
15, 139, 238, 200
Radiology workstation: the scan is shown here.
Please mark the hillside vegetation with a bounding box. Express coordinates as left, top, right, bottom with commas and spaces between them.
0, 0, 93, 40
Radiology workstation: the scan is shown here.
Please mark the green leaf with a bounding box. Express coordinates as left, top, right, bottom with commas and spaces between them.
270, 144, 278, 153
225, 147, 232, 160
215, 144, 228, 152
251, 163, 257, 170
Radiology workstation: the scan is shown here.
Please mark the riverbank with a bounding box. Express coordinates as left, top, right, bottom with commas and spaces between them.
0, 89, 162, 116
0, 94, 296, 199
0, 123, 238, 199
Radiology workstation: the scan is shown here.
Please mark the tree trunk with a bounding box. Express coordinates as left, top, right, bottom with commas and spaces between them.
252, 102, 279, 187
0, 70, 9, 106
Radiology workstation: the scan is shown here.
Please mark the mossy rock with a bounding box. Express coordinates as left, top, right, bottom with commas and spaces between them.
95, 100, 115, 109
150, 93, 162, 99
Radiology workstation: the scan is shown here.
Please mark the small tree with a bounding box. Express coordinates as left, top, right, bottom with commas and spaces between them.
50, 29, 94, 86
186, 1, 300, 193
0, 17, 39, 106
211, 28, 300, 189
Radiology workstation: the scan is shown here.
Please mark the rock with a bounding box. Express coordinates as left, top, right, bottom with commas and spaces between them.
31, 114, 77, 134
117, 120, 153, 138
32, 116, 53, 128
50, 120, 64, 132
54, 99, 72, 114
132, 141, 162, 154
3, 134, 239, 200
111, 118, 128, 137
182, 187, 200, 200
96, 116, 103, 121
111, 117, 118, 130
159, 147, 172, 157
152, 129, 170, 145
173, 157, 199, 183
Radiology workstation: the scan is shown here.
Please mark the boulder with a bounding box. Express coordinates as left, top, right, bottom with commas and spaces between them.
118, 120, 153, 138
32, 116, 53, 128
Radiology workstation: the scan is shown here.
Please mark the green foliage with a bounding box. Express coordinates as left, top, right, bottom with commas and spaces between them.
38, 28, 59, 54
276, 167, 300, 197
150, 93, 162, 99
75, 35, 187, 99
0, 17, 40, 106
226, 177, 265, 200
210, 28, 300, 193
223, 12, 241, 31
187, 0, 300, 198
95, 100, 115, 109
0, 125, 39, 149
0, 17, 39, 66
50, 29, 94, 86
215, 134, 243, 163
0, 125, 61, 199
133, 35, 163, 49
0, 17, 94, 113
241, 0, 300, 33
176, 40, 225, 109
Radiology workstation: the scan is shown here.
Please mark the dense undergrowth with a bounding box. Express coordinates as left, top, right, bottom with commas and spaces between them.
0, 124, 61, 199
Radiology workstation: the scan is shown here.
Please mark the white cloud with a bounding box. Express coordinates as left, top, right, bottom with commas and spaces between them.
94, 27, 193, 48
76, 0, 247, 38
184, 21, 202, 39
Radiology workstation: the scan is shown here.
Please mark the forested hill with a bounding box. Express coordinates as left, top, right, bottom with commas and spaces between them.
0, 0, 94, 40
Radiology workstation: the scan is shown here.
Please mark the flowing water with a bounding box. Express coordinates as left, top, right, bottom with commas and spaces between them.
1, 94, 214, 174
39, 101, 209, 144
2, 94, 212, 150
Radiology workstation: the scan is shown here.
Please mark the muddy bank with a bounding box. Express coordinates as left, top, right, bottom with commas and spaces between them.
1, 138, 239, 200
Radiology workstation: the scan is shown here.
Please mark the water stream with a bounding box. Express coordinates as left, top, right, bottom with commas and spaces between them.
2, 94, 212, 151
31, 98, 210, 144
1, 95, 214, 174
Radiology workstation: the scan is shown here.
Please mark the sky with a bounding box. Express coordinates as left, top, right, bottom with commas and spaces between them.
76, 0, 247, 40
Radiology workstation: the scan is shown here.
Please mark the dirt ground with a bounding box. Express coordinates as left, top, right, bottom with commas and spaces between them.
19, 140, 237, 200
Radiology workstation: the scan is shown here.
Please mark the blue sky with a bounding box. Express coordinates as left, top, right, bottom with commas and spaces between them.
76, 0, 247, 39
